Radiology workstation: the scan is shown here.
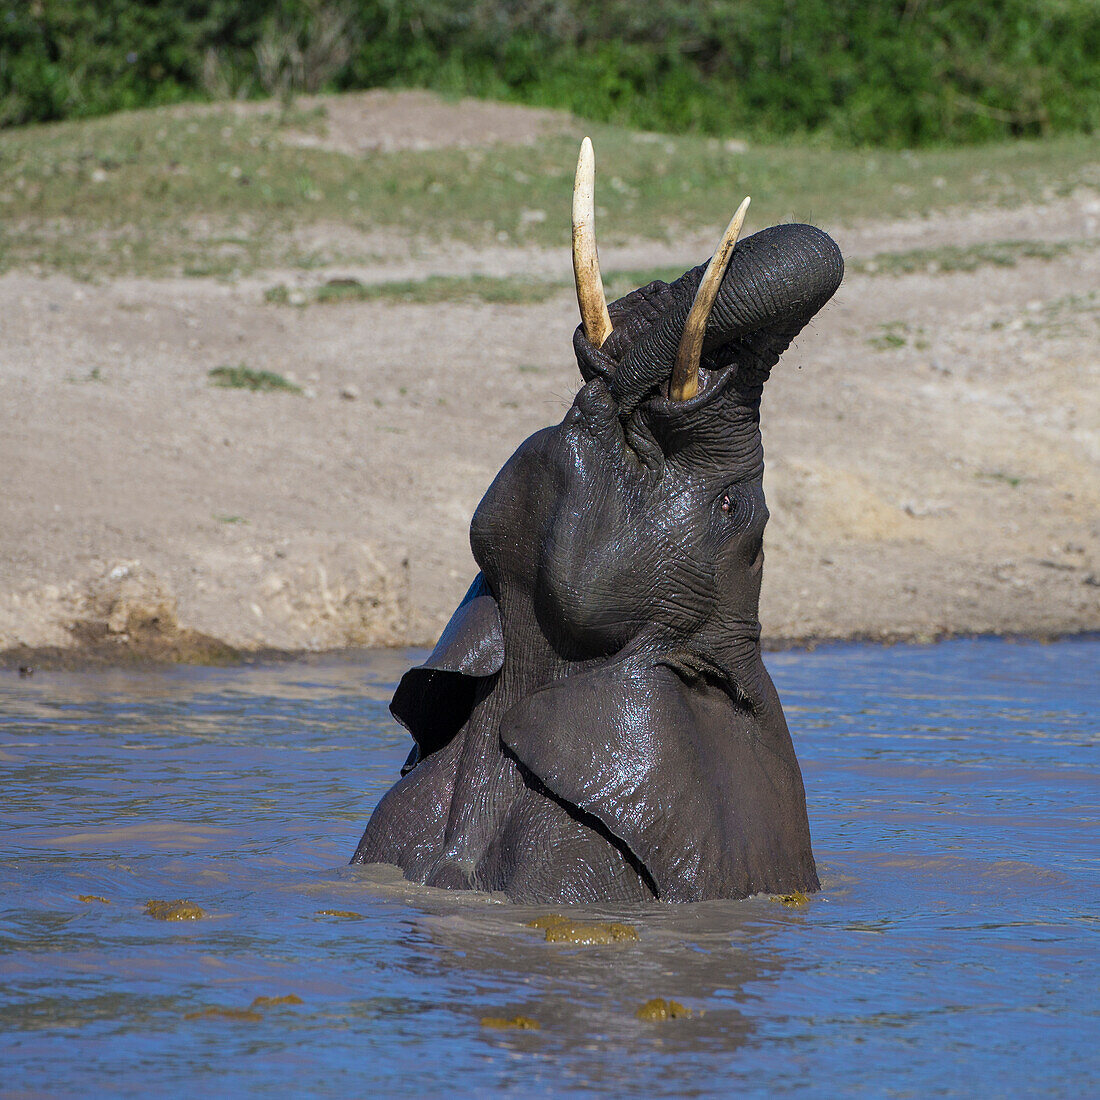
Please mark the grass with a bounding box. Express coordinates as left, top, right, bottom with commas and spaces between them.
261, 267, 701, 308
867, 322, 929, 352
208, 364, 302, 393
261, 240, 1087, 310
265, 274, 563, 307
65, 366, 105, 383
977, 471, 1023, 488
0, 97, 1098, 279
848, 239, 1076, 276
1022, 290, 1100, 336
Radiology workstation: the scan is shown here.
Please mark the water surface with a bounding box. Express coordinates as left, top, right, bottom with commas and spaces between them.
2, 637, 1097, 1096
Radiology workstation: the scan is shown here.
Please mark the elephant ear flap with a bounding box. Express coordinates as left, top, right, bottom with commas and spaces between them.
390, 574, 504, 766
499, 658, 816, 901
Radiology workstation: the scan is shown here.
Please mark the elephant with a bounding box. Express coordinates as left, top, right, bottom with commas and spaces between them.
352, 138, 843, 904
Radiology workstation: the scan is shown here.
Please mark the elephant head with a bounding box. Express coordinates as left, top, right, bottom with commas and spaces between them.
353, 139, 843, 904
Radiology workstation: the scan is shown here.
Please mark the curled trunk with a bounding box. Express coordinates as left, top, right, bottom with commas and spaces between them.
610, 223, 844, 414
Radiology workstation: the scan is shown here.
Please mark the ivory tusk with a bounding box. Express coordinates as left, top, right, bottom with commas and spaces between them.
668, 197, 751, 402
571, 137, 613, 347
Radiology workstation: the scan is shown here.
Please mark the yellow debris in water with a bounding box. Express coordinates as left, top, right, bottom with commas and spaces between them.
250, 995, 304, 1008
77, 895, 110, 904
527, 914, 639, 944
526, 913, 568, 930
144, 898, 207, 921
636, 998, 692, 1022
481, 1015, 540, 1030
184, 1006, 263, 1022
315, 909, 363, 919
772, 891, 810, 908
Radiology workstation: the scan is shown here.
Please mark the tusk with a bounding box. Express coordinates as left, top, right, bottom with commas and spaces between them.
669, 197, 751, 402
571, 137, 613, 347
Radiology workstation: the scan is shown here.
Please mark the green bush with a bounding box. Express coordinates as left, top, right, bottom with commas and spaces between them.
3, 1, 1099, 145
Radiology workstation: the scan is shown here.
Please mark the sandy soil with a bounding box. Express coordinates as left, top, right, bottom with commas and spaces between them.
2, 95, 1098, 664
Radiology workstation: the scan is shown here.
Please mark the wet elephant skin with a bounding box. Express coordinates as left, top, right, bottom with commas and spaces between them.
353, 221, 844, 903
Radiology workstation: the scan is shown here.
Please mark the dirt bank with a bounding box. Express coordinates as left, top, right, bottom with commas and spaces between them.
2, 95, 1097, 664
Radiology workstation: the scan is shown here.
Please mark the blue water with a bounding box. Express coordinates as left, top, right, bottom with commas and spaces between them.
1, 637, 1097, 1097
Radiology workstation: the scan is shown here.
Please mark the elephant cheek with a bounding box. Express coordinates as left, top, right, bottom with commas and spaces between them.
534, 506, 644, 656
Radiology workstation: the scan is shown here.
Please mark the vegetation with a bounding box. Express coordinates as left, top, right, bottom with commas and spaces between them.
266, 273, 563, 306
261, 235, 1090, 310
847, 239, 1076, 276
1, 101, 1097, 281
208, 364, 302, 392
3, 2, 1100, 147
867, 322, 924, 351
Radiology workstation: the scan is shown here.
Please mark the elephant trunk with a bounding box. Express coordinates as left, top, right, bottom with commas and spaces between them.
611, 223, 844, 415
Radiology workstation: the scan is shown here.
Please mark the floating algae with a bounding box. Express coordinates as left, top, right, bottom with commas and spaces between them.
145, 899, 207, 921
251, 995, 303, 1008
77, 895, 109, 904
545, 922, 639, 945
481, 1016, 540, 1030
527, 914, 639, 945
527, 914, 568, 931
184, 1006, 263, 1022
636, 998, 692, 1022
772, 891, 811, 908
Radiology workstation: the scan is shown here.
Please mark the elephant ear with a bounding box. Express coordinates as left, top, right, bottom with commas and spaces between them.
499, 657, 817, 901
391, 574, 504, 770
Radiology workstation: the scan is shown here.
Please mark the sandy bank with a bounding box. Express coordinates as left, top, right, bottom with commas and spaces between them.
2, 95, 1097, 665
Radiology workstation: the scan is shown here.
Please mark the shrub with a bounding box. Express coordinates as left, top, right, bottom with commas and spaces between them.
2, 1, 1099, 146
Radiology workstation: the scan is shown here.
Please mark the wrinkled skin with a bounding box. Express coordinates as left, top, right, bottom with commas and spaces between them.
353, 222, 844, 903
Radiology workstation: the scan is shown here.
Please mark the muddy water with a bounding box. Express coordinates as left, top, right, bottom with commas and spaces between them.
2, 638, 1097, 1097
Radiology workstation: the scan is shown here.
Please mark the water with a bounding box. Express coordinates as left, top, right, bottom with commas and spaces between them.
2, 637, 1097, 1097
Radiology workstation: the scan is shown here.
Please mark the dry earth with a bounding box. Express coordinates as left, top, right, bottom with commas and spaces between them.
2, 94, 1098, 663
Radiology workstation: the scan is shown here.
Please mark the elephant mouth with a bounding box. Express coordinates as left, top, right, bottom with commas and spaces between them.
645, 356, 740, 415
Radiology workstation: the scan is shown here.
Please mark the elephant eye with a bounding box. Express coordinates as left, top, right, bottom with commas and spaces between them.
721, 493, 735, 514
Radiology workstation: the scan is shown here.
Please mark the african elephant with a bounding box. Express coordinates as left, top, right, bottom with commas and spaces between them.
353, 139, 843, 904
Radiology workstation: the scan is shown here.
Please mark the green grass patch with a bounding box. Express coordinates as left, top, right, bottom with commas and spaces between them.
1021, 289, 1100, 337
868, 322, 929, 351
870, 330, 907, 351
850, 239, 1076, 276
1, 101, 1098, 280
977, 471, 1023, 488
208, 364, 301, 393
262, 240, 1090, 310
65, 366, 105, 383
266, 274, 565, 307
265, 267, 711, 309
